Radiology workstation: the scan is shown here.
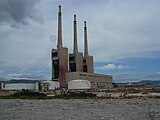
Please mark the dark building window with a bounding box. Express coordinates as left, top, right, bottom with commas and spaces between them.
53, 60, 59, 79
69, 56, 75, 61
38, 82, 42, 91
83, 65, 87, 72
70, 63, 76, 72
83, 59, 87, 65
54, 65, 59, 79
52, 52, 58, 58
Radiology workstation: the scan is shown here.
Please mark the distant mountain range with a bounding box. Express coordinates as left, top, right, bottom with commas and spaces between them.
114, 80, 160, 85
138, 80, 160, 84
0, 79, 160, 84
0, 79, 42, 83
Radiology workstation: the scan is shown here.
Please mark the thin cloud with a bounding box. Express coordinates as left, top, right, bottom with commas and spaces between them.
0, 61, 4, 64
113, 72, 160, 83
50, 35, 57, 42
97, 64, 132, 70
146, 72, 160, 79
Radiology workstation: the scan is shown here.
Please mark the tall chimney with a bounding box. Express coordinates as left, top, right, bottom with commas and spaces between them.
73, 14, 78, 53
57, 5, 62, 48
84, 21, 88, 56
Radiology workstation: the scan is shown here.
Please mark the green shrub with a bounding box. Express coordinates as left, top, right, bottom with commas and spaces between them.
12, 89, 46, 97
53, 92, 97, 99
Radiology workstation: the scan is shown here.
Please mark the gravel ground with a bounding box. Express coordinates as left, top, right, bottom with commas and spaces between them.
0, 98, 160, 120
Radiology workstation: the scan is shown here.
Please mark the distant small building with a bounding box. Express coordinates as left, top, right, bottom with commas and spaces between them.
1, 80, 39, 91
0, 82, 5, 90
5, 83, 37, 91
40, 81, 60, 91
116, 83, 146, 89
0, 80, 60, 92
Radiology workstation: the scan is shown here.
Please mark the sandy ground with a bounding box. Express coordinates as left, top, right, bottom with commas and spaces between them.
0, 98, 160, 120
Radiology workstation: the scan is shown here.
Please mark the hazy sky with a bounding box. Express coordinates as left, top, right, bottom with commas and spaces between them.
0, 0, 160, 82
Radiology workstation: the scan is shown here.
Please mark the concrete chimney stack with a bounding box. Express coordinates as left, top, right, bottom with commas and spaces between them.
84, 21, 88, 56
57, 5, 62, 48
73, 14, 78, 53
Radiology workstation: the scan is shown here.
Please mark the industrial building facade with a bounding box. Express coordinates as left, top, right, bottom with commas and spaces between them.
0, 80, 60, 91
66, 72, 112, 90
51, 5, 113, 90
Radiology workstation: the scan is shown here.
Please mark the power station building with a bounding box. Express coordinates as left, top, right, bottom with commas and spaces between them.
51, 5, 113, 90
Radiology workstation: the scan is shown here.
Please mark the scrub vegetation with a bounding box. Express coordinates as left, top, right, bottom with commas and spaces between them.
53, 92, 97, 99
0, 90, 96, 100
